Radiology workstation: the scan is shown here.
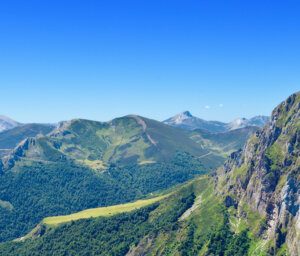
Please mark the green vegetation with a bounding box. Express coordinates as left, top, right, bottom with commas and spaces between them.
0, 152, 208, 242
42, 194, 167, 226
47, 116, 210, 166
265, 143, 284, 170
193, 126, 258, 156
239, 201, 264, 237
0, 115, 255, 243
140, 117, 209, 159
0, 94, 298, 255
0, 124, 54, 154
0, 176, 252, 256
2, 116, 256, 172
0, 169, 281, 256
207, 212, 250, 256
0, 180, 198, 255
230, 163, 251, 184
276, 92, 300, 128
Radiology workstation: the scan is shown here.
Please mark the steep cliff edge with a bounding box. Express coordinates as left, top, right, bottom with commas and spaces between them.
216, 92, 300, 255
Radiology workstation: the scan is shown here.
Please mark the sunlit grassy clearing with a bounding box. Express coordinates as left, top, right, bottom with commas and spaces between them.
138, 160, 156, 165
43, 195, 168, 226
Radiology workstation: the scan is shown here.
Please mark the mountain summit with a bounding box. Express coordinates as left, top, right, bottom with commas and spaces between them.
163, 111, 227, 132
164, 111, 269, 132
226, 115, 269, 130
175, 111, 193, 121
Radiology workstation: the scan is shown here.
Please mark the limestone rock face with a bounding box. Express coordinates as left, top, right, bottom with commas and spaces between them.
216, 92, 300, 255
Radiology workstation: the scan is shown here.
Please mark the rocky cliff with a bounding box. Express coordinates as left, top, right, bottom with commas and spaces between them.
216, 92, 300, 255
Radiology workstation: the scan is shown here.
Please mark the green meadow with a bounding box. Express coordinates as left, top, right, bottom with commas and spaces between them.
43, 194, 168, 226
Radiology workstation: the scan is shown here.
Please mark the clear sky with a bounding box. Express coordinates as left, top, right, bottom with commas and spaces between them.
0, 0, 299, 123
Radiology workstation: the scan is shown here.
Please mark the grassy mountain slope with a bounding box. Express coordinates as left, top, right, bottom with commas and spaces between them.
0, 152, 208, 242
0, 124, 54, 157
0, 177, 217, 255
0, 114, 258, 243
54, 115, 209, 165
127, 93, 299, 255
0, 176, 250, 256
0, 115, 257, 173
191, 126, 259, 156
1, 92, 298, 255
42, 194, 167, 226
0, 116, 208, 170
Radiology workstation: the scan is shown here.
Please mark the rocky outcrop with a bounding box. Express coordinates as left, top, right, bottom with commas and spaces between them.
0, 138, 36, 173
216, 92, 300, 255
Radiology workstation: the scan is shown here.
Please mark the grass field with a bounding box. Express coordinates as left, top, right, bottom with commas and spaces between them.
41, 177, 210, 227
43, 194, 168, 226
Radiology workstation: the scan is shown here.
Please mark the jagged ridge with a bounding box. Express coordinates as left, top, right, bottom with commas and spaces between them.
216, 92, 300, 255
163, 111, 269, 132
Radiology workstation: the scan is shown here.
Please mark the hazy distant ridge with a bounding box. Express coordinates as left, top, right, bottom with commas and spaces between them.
163, 111, 269, 132
0, 115, 20, 133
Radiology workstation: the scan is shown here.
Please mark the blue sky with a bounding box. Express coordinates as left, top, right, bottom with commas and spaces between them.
0, 0, 299, 123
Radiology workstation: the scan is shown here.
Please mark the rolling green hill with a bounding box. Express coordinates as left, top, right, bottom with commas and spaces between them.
0, 93, 298, 255
40, 115, 209, 166
0, 114, 259, 243
0, 176, 250, 256
0, 152, 208, 242
191, 126, 259, 156
1, 115, 258, 173
0, 116, 208, 171
0, 176, 214, 255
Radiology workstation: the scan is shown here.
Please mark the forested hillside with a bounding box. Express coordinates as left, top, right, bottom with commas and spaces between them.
1, 92, 298, 255
0, 114, 259, 244
0, 152, 207, 242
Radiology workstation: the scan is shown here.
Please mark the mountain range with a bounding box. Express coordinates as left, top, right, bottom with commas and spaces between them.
163, 111, 269, 132
0, 115, 258, 171
0, 112, 267, 160
0, 91, 296, 256
0, 92, 298, 255
0, 113, 258, 243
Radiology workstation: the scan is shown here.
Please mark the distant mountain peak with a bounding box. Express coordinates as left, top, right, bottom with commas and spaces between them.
181, 111, 193, 117
0, 115, 20, 133
226, 115, 269, 130
228, 118, 247, 128
163, 111, 228, 132
163, 112, 269, 133
171, 111, 193, 124
162, 111, 193, 126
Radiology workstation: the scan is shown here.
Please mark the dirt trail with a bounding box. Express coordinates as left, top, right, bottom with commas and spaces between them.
129, 115, 157, 147
179, 196, 202, 221
196, 152, 213, 159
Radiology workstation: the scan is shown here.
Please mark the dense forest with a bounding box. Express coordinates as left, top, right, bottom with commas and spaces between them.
0, 180, 250, 256
0, 187, 196, 255
0, 152, 207, 242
